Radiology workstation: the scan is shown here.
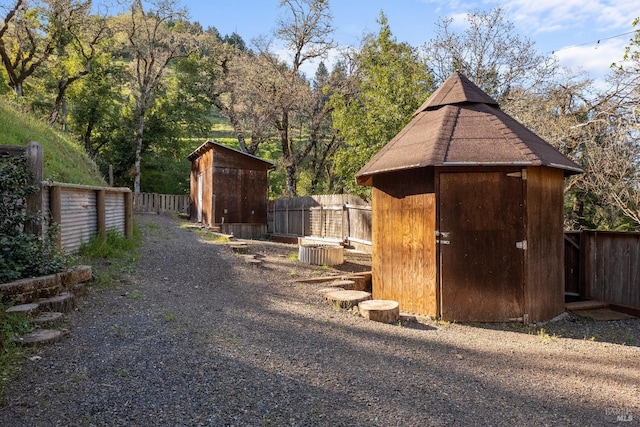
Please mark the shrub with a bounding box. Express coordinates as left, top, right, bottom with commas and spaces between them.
0, 153, 68, 283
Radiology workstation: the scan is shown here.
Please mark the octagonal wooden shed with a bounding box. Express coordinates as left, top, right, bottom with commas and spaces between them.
356, 72, 582, 323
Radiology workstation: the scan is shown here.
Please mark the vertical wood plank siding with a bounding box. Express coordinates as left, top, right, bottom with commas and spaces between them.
584, 231, 640, 310
133, 192, 190, 214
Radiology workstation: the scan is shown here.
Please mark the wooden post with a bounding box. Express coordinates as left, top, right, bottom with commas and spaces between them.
125, 191, 133, 238
50, 185, 62, 250
154, 192, 160, 214
25, 141, 43, 236
96, 189, 106, 241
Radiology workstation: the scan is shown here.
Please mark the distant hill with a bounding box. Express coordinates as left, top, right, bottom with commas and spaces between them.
0, 101, 106, 186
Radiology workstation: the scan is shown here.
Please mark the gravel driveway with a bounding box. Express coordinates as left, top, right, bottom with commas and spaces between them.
1, 213, 639, 426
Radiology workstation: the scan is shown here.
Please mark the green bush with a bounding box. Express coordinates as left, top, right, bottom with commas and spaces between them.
0, 154, 68, 283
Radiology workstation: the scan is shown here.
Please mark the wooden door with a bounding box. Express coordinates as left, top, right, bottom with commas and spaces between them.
438, 172, 525, 321
197, 173, 203, 223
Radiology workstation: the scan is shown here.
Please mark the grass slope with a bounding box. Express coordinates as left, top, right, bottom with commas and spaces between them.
0, 101, 106, 186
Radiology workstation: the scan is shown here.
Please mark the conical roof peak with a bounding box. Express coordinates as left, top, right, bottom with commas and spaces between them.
413, 71, 498, 116
355, 72, 582, 185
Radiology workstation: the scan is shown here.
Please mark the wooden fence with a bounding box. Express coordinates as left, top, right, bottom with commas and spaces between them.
268, 195, 372, 251
133, 192, 190, 214
565, 230, 640, 314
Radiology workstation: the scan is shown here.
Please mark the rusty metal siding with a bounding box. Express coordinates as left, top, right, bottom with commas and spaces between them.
59, 187, 97, 252
105, 191, 126, 234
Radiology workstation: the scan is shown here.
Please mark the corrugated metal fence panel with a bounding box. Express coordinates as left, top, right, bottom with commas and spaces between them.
60, 187, 98, 252
105, 191, 126, 234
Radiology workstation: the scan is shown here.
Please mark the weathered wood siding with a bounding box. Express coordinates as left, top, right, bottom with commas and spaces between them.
525, 167, 565, 322
134, 193, 189, 214
190, 149, 214, 226
582, 231, 640, 310
372, 169, 437, 316
438, 170, 525, 322
189, 143, 271, 232
268, 195, 372, 250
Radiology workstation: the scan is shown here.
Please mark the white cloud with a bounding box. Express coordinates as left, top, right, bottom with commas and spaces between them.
552, 38, 627, 76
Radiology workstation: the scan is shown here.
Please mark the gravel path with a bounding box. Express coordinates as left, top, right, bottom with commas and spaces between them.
1, 213, 639, 426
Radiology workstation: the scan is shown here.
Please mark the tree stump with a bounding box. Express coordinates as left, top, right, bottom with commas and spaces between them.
324, 290, 372, 309
32, 311, 64, 327
229, 243, 248, 254
14, 329, 64, 346
38, 292, 74, 313
343, 275, 369, 291
358, 300, 400, 323
6, 303, 40, 318
329, 279, 355, 289
317, 287, 346, 294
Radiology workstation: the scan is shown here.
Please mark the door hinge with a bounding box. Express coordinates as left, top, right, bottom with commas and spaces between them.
516, 240, 528, 250
507, 169, 527, 180
436, 230, 450, 245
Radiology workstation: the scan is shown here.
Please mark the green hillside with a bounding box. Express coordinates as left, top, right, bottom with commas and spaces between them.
0, 101, 106, 186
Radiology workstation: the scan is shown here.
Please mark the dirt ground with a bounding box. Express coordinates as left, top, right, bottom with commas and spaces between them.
1, 213, 638, 426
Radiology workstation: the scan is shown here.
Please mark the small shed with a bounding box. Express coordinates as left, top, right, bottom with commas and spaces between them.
356, 72, 582, 323
188, 140, 274, 238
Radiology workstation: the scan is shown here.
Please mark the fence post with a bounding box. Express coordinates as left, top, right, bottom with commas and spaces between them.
96, 189, 106, 241
125, 191, 133, 238
154, 193, 160, 214
50, 185, 62, 250
25, 141, 43, 236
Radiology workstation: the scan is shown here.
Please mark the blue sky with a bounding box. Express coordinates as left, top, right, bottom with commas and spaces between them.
180, 0, 638, 82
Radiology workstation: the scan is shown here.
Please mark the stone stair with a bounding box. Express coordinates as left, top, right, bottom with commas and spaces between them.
1, 266, 92, 346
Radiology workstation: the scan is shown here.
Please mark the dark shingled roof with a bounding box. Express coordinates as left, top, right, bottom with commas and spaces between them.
356, 72, 582, 186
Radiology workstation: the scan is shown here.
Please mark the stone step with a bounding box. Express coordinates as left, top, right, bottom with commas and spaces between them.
32, 311, 65, 327
14, 329, 64, 347
358, 300, 400, 324
6, 302, 40, 318
39, 291, 74, 314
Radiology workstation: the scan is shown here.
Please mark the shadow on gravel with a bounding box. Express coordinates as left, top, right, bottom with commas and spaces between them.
463, 315, 640, 348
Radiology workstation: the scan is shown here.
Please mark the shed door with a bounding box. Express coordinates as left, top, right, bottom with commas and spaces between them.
438, 172, 525, 321
197, 173, 203, 223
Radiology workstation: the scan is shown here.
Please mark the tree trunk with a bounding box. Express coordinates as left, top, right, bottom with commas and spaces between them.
134, 109, 146, 194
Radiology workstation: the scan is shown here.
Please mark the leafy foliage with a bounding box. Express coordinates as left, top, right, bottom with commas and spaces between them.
0, 155, 68, 283
330, 13, 433, 198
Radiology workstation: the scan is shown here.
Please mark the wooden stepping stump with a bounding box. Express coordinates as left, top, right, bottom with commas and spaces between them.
6, 303, 40, 318
324, 290, 372, 309
344, 275, 369, 291
229, 243, 248, 254
328, 280, 354, 289
39, 292, 74, 314
246, 258, 262, 267
317, 287, 346, 294
358, 300, 400, 323
32, 312, 64, 327
15, 329, 63, 347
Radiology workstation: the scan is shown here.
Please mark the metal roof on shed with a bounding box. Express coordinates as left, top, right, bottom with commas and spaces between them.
356, 72, 582, 185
